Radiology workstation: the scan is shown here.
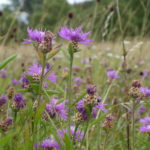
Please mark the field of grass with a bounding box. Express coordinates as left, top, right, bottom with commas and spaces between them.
0, 36, 150, 150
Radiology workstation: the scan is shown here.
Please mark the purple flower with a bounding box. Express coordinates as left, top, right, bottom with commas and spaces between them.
4, 117, 13, 125
41, 138, 60, 150
46, 98, 68, 120
0, 69, 7, 78
13, 93, 25, 109
87, 85, 96, 95
21, 73, 30, 88
23, 28, 45, 44
58, 126, 84, 141
0, 95, 7, 106
76, 98, 107, 121
43, 81, 48, 88
140, 117, 150, 132
107, 69, 119, 79
74, 77, 82, 86
140, 87, 150, 97
48, 72, 57, 83
11, 79, 20, 85
59, 26, 92, 45
139, 105, 146, 114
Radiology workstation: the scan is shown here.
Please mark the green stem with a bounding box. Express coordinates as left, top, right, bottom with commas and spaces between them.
68, 50, 74, 136
132, 100, 135, 150
38, 54, 46, 102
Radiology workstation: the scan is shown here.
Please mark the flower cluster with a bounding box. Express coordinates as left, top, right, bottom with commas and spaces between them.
75, 85, 107, 123
12, 93, 26, 110
43, 98, 68, 121
0, 117, 13, 131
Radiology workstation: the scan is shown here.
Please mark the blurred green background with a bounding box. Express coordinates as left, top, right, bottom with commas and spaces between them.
0, 0, 150, 43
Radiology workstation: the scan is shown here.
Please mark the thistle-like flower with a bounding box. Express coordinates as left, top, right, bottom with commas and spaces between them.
59, 26, 92, 52
140, 117, 150, 132
41, 138, 60, 150
0, 117, 13, 131
44, 98, 68, 120
107, 69, 119, 79
12, 93, 26, 110
23, 28, 45, 44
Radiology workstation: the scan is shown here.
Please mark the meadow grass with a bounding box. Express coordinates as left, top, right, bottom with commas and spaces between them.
0, 38, 150, 150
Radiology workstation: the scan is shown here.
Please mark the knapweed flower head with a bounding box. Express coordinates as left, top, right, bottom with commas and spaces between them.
59, 26, 92, 46
13, 93, 25, 110
107, 69, 119, 79
140, 87, 150, 97
45, 98, 68, 120
48, 72, 57, 83
58, 125, 84, 142
23, 28, 45, 44
28, 64, 48, 76
139, 105, 146, 114
28, 64, 48, 81
11, 79, 20, 86
87, 85, 96, 95
74, 77, 83, 86
21, 73, 30, 88
0, 117, 13, 131
0, 95, 7, 106
41, 137, 60, 150
0, 69, 7, 78
75, 97, 107, 122
140, 117, 150, 132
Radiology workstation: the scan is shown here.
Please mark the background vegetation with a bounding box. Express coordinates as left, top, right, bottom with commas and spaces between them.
0, 0, 150, 44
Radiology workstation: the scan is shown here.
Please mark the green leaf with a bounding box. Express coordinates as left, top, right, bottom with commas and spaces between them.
0, 54, 17, 70
44, 90, 62, 95
46, 48, 61, 60
16, 89, 29, 93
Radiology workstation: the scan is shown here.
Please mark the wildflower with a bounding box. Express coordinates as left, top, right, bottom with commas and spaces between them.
68, 12, 74, 19
87, 85, 96, 95
0, 117, 13, 131
107, 69, 119, 79
103, 115, 115, 129
132, 80, 142, 88
140, 87, 150, 97
13, 93, 25, 110
48, 72, 57, 83
74, 77, 82, 86
140, 117, 150, 132
28, 64, 48, 76
38, 31, 56, 53
21, 73, 30, 88
139, 105, 146, 114
59, 26, 92, 51
58, 125, 84, 142
11, 79, 20, 85
0, 69, 7, 78
44, 98, 68, 120
41, 138, 60, 150
75, 86, 107, 122
0, 95, 7, 106
7, 86, 15, 99
23, 28, 45, 44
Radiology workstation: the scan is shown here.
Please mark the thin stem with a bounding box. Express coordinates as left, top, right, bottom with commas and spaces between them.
132, 100, 135, 150
38, 54, 46, 102
68, 49, 74, 136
